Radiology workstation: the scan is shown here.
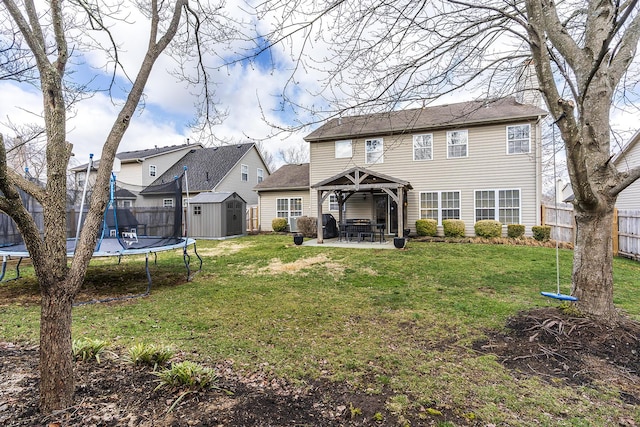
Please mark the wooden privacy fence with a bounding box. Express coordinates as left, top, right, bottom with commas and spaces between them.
246, 206, 259, 232
542, 205, 640, 260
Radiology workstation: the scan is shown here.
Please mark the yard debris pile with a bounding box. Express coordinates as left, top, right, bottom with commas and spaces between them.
476, 307, 640, 405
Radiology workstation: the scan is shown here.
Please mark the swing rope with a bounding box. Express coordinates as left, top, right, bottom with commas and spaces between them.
541, 117, 578, 302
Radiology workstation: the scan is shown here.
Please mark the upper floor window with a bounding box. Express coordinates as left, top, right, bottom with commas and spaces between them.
507, 124, 531, 154
413, 134, 433, 161
365, 138, 384, 164
257, 168, 264, 183
149, 165, 157, 177
241, 164, 248, 182
447, 130, 468, 158
335, 140, 352, 158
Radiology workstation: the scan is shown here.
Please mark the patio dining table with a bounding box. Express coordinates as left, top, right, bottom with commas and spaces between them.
339, 220, 386, 243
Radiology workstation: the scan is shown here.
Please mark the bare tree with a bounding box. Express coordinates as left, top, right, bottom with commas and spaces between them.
256, 0, 640, 323
278, 142, 309, 164
0, 0, 235, 412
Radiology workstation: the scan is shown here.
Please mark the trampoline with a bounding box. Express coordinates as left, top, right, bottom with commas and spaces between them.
0, 163, 202, 304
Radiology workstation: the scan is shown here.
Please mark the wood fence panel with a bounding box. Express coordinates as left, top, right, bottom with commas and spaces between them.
542, 204, 575, 243
618, 209, 640, 260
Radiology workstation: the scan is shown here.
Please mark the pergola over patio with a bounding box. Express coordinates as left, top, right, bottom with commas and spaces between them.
311, 167, 412, 243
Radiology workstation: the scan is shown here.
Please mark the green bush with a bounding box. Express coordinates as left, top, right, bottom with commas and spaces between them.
507, 224, 525, 238
271, 217, 288, 232
532, 225, 551, 241
72, 338, 107, 363
127, 343, 174, 370
416, 219, 437, 237
474, 220, 502, 238
296, 216, 317, 237
442, 219, 465, 237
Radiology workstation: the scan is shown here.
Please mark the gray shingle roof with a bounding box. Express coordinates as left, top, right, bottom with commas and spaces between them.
254, 163, 309, 191
71, 143, 202, 171
304, 97, 547, 142
142, 143, 255, 194
189, 192, 246, 204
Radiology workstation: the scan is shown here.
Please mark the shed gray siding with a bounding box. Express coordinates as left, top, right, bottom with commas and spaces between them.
188, 192, 246, 239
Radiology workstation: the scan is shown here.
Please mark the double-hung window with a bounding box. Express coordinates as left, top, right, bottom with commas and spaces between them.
413, 134, 433, 161
241, 164, 248, 182
149, 165, 157, 177
257, 168, 264, 183
474, 189, 521, 224
276, 197, 303, 231
507, 124, 530, 154
365, 138, 384, 164
420, 191, 460, 224
335, 140, 352, 158
447, 130, 468, 158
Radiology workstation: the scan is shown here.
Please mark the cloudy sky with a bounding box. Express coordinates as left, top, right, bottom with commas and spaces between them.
1, 1, 639, 174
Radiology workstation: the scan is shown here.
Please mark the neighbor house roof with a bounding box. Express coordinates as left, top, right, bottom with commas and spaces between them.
71, 143, 204, 171
141, 143, 256, 194
304, 97, 547, 142
254, 163, 309, 192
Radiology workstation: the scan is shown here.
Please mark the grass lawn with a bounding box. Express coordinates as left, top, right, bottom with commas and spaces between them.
1, 234, 639, 425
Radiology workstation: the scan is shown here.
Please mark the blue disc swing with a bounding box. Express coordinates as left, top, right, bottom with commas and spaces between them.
541, 118, 578, 302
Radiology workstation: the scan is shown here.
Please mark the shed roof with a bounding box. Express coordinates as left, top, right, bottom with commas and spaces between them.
304, 97, 547, 142
254, 163, 309, 191
142, 143, 256, 194
189, 191, 246, 204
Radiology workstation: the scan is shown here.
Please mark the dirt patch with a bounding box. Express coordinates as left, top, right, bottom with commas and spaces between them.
256, 254, 344, 277
474, 307, 640, 403
194, 242, 253, 257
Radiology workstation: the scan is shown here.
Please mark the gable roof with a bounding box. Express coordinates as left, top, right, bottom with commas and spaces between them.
612, 129, 640, 167
254, 163, 309, 192
304, 97, 547, 142
189, 191, 246, 204
71, 143, 203, 171
312, 166, 412, 190
141, 143, 256, 194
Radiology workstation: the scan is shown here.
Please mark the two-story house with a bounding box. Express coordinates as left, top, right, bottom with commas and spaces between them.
140, 143, 270, 207
71, 143, 204, 207
258, 97, 547, 240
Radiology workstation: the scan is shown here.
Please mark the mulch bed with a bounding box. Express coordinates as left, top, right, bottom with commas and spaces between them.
2, 307, 639, 426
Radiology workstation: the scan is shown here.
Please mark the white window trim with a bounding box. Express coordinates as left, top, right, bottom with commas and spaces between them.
276, 197, 303, 231
446, 130, 468, 159
506, 124, 531, 155
257, 168, 264, 183
365, 138, 384, 164
413, 134, 433, 161
419, 190, 461, 225
163, 198, 174, 208
335, 140, 353, 158
149, 164, 157, 177
241, 164, 248, 182
473, 188, 522, 224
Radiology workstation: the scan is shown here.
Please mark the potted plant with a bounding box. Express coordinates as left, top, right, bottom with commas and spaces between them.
293, 233, 304, 245
393, 236, 406, 249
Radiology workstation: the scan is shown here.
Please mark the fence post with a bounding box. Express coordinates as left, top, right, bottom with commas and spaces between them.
612, 208, 619, 256
540, 204, 546, 226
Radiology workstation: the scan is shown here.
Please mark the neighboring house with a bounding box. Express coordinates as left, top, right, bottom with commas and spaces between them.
71, 143, 204, 207
254, 163, 310, 232
291, 97, 547, 240
140, 143, 270, 207
612, 129, 640, 210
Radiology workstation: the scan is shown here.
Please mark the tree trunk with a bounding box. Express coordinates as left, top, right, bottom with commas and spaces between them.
39, 282, 74, 412
572, 205, 618, 323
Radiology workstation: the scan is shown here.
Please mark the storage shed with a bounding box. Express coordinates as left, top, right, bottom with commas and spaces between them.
188, 192, 246, 239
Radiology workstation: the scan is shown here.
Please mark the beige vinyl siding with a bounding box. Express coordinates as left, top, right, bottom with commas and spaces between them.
309, 120, 542, 235
258, 190, 309, 231
140, 147, 200, 187
615, 139, 640, 210
216, 148, 268, 205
